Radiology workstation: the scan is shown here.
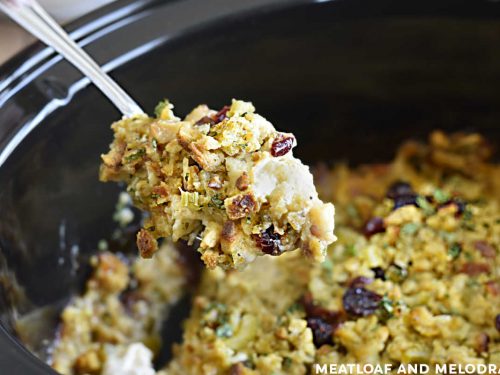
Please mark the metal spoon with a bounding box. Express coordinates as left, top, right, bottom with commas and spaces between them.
0, 0, 144, 117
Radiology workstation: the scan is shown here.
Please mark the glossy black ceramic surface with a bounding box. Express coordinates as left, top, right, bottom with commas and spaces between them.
1, 0, 500, 373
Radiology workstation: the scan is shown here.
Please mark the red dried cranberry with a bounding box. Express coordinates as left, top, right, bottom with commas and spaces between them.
342, 286, 382, 317
271, 134, 295, 157
253, 226, 283, 256
475, 332, 490, 354
195, 116, 215, 126
371, 267, 386, 280
453, 198, 466, 216
302, 293, 342, 321
496, 314, 500, 332
363, 217, 385, 238
386, 181, 414, 199
393, 194, 418, 210
349, 276, 373, 287
301, 293, 344, 347
213, 105, 230, 123
307, 317, 334, 347
196, 105, 230, 126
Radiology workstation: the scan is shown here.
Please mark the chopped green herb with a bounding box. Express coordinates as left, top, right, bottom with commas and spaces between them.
151, 138, 157, 150
448, 243, 462, 259
380, 296, 394, 314
346, 244, 357, 256
378, 295, 395, 321
154, 99, 168, 117
283, 357, 293, 369
439, 231, 456, 244
322, 258, 333, 273
463, 208, 473, 221
124, 148, 146, 163
215, 323, 233, 338
209, 194, 225, 209
286, 303, 302, 314
433, 189, 450, 204
401, 223, 419, 235
416, 196, 435, 215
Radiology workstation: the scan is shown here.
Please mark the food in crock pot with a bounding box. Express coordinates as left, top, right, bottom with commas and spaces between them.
100, 99, 336, 270
50, 131, 500, 374
50, 242, 189, 375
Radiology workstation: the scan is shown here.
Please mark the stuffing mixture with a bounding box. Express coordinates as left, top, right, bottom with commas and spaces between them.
49, 131, 499, 374
99, 99, 336, 269
50, 242, 189, 375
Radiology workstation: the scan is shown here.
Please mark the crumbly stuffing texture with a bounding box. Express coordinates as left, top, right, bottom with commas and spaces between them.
51, 131, 500, 374
50, 242, 188, 375
162, 131, 500, 374
99, 99, 336, 269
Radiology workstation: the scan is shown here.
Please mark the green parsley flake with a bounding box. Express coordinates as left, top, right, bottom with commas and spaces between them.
346, 244, 358, 256
124, 148, 146, 163
433, 189, 450, 204
401, 223, 419, 235
416, 196, 435, 215
154, 99, 168, 117
448, 243, 462, 259
322, 258, 334, 273
210, 194, 225, 209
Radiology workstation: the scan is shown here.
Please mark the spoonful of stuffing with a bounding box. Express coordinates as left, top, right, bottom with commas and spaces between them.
1, 0, 336, 269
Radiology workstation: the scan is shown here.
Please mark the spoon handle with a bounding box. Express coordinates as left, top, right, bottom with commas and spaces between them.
0, 0, 144, 117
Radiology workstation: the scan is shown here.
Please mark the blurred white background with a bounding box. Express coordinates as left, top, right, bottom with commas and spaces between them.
0, 0, 116, 64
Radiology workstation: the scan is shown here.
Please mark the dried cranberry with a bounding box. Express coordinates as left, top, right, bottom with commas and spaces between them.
342, 286, 382, 317
253, 226, 283, 256
271, 134, 295, 157
349, 276, 373, 287
363, 217, 385, 238
195, 116, 216, 126
301, 293, 344, 347
302, 293, 342, 321
371, 267, 386, 281
393, 194, 418, 210
213, 105, 230, 123
453, 199, 466, 216
196, 105, 230, 126
386, 181, 414, 199
475, 332, 490, 354
496, 314, 500, 332
307, 317, 334, 346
